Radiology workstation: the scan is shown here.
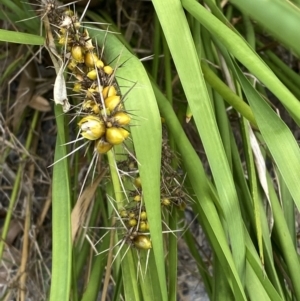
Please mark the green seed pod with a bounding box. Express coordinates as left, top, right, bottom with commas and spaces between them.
134, 177, 142, 188
71, 45, 84, 63
85, 52, 99, 68
177, 201, 186, 211
106, 127, 129, 145
102, 86, 117, 99
119, 209, 128, 218
112, 112, 131, 126
161, 198, 171, 206
87, 69, 98, 80
129, 211, 135, 219
103, 65, 113, 75
78, 115, 106, 140
95, 138, 113, 154
104, 95, 121, 111
133, 235, 152, 250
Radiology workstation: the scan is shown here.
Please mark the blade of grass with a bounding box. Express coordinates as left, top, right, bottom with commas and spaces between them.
49, 105, 72, 301
232, 62, 300, 217
0, 29, 44, 45
267, 173, 300, 299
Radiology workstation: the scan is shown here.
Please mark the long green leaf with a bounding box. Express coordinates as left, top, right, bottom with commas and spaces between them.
0, 29, 44, 45
50, 106, 72, 301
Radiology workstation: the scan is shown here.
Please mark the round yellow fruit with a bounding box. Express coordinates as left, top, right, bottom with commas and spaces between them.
78, 115, 106, 140
95, 138, 113, 154
133, 235, 152, 250
71, 45, 84, 63
106, 127, 129, 145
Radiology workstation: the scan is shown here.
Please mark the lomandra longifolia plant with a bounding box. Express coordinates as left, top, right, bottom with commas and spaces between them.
38, 0, 189, 299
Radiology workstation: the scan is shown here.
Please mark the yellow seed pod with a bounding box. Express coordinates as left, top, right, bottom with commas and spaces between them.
102, 86, 117, 99
86, 88, 97, 99
58, 35, 68, 45
128, 211, 135, 219
95, 138, 113, 154
104, 95, 121, 111
71, 45, 84, 63
74, 21, 81, 30
73, 82, 82, 93
96, 59, 104, 69
59, 28, 67, 35
78, 115, 106, 140
134, 177, 142, 188
106, 127, 129, 145
119, 209, 128, 218
85, 52, 99, 68
140, 211, 147, 221
87, 69, 98, 80
82, 100, 100, 114
103, 65, 113, 75
67, 59, 78, 71
112, 112, 131, 126
133, 195, 141, 202
161, 198, 171, 206
138, 221, 148, 232
128, 218, 137, 227
133, 235, 152, 250
63, 9, 73, 16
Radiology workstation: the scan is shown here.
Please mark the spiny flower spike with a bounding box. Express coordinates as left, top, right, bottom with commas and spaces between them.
42, 0, 132, 158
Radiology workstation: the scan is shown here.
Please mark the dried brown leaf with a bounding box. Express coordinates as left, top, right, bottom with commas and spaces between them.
28, 95, 51, 112
13, 61, 37, 131
71, 169, 107, 242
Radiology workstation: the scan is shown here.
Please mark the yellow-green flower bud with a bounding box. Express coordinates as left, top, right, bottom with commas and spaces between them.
95, 138, 113, 154
85, 52, 99, 68
133, 235, 152, 250
106, 127, 129, 145
78, 115, 106, 140
71, 45, 84, 63
104, 95, 121, 111
103, 65, 113, 75
112, 112, 131, 126
87, 69, 98, 80
102, 86, 117, 99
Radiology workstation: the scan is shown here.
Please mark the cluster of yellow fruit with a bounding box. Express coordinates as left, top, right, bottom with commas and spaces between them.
49, 6, 131, 154
117, 176, 152, 250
